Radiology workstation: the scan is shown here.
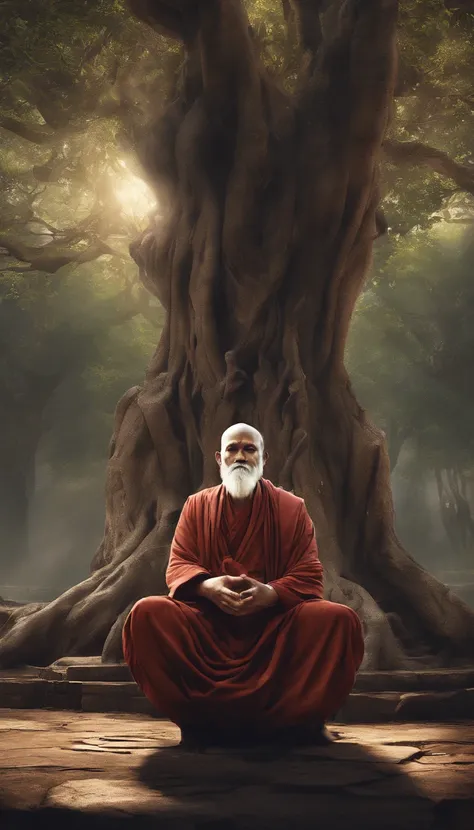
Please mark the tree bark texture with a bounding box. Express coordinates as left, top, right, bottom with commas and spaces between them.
1, 0, 474, 670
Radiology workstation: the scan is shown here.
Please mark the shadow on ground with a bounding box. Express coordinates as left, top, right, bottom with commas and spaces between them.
1, 712, 473, 830
135, 737, 434, 829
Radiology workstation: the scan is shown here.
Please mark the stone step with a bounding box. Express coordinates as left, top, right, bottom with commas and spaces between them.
0, 673, 473, 722
39, 663, 133, 682
35, 661, 474, 691
337, 688, 474, 723
354, 668, 474, 692
0, 678, 158, 716
67, 663, 133, 681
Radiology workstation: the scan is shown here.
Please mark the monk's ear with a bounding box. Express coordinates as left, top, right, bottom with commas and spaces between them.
263, 450, 269, 466
215, 451, 221, 467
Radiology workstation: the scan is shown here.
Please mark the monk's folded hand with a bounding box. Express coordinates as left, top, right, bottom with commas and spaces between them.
196, 575, 254, 615
238, 575, 279, 613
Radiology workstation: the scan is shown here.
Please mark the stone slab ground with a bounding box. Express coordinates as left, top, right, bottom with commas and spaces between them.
0, 710, 473, 830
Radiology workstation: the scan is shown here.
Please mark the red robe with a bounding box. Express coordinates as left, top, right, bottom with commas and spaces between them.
122, 479, 364, 731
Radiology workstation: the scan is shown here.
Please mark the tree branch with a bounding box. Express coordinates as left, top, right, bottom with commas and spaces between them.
311, 0, 398, 372
128, 0, 196, 42
80, 25, 118, 69
290, 0, 325, 66
24, 82, 70, 130
349, 0, 399, 154
281, 0, 292, 23
0, 117, 55, 145
0, 235, 115, 274
384, 139, 474, 195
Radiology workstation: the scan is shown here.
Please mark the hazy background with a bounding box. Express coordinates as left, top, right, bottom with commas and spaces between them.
1, 0, 474, 606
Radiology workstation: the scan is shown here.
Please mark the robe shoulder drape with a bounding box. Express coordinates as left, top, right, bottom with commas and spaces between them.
166, 478, 324, 609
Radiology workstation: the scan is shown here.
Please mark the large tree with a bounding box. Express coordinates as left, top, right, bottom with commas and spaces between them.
1, 0, 474, 670
348, 227, 474, 471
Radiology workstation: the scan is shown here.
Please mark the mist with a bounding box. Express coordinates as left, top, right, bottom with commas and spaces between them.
1, 425, 473, 611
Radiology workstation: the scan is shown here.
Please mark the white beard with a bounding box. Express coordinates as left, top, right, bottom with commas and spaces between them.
220, 459, 264, 500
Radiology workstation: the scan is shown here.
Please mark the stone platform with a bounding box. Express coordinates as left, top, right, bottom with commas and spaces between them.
0, 709, 473, 829
1, 660, 474, 722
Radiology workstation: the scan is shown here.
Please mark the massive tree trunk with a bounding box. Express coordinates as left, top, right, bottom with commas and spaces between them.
1, 0, 474, 669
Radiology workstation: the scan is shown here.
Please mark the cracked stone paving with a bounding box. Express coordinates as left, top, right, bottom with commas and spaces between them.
0, 710, 473, 829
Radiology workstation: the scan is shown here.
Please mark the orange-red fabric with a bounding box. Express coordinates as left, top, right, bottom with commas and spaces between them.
122, 479, 364, 730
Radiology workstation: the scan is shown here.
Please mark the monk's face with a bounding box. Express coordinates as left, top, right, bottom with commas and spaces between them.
216, 430, 268, 499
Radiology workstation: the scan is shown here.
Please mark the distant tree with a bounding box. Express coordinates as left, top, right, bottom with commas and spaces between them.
41, 301, 160, 477
348, 225, 474, 560
0, 250, 163, 572
0, 0, 169, 569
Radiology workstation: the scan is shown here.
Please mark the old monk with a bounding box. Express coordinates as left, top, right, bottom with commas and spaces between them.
122, 423, 364, 748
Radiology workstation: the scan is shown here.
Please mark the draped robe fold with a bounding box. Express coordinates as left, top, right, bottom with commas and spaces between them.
123, 479, 364, 732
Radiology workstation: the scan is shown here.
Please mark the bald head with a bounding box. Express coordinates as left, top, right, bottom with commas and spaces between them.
220, 423, 264, 455
216, 423, 268, 499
